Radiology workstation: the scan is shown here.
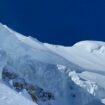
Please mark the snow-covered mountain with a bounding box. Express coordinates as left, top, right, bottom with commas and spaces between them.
0, 23, 105, 105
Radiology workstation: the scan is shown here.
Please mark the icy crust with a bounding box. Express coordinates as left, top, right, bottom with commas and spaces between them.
69, 71, 105, 99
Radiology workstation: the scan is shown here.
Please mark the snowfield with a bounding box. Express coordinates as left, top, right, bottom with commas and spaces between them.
0, 23, 105, 105
44, 41, 105, 72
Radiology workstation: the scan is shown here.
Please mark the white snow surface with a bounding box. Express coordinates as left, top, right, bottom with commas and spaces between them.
0, 81, 37, 105
0, 23, 105, 105
44, 40, 105, 72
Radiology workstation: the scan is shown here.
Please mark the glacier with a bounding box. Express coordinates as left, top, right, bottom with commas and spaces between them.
0, 23, 104, 105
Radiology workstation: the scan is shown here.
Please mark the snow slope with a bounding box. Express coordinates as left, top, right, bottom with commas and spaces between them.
44, 41, 105, 73
0, 23, 84, 72
0, 81, 37, 105
44, 40, 105, 104
0, 23, 105, 105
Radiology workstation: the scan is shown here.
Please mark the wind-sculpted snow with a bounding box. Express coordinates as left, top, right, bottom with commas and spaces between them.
0, 23, 104, 105
44, 41, 105, 72
73, 41, 105, 52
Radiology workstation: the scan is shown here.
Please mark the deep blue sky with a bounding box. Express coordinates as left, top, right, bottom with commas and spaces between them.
0, 0, 105, 45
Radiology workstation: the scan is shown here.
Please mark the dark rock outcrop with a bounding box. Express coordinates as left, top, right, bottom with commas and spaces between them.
2, 66, 55, 103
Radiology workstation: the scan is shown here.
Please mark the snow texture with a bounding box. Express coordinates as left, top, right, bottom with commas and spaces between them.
0, 23, 104, 105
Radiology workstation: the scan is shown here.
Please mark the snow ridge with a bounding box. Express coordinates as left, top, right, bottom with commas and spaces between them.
0, 23, 104, 105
